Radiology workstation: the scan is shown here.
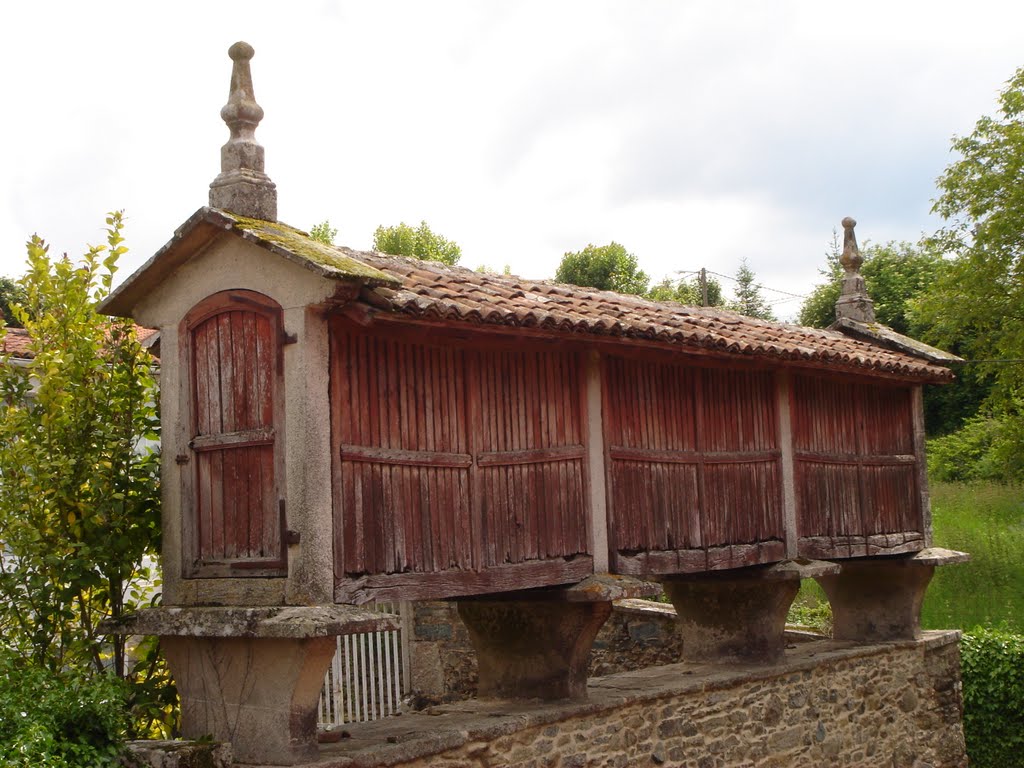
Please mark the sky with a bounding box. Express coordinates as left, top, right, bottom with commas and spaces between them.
2, 1, 1023, 321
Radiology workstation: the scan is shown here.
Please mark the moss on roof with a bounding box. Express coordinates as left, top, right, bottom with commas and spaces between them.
222, 212, 399, 286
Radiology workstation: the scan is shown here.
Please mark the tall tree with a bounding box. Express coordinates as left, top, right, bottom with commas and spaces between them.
799, 240, 946, 333
727, 258, 776, 320
914, 67, 1024, 476
0, 213, 160, 679
373, 220, 462, 266
922, 66, 1024, 405
555, 242, 649, 295
647, 274, 725, 306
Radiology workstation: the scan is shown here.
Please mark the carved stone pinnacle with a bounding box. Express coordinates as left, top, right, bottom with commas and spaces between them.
839, 217, 863, 276
209, 41, 277, 221
834, 215, 875, 324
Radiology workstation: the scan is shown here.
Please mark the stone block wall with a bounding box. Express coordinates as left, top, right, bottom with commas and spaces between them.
321, 631, 966, 768
407, 601, 477, 705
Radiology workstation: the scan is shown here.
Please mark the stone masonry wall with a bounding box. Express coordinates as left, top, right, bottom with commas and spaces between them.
408, 599, 683, 704
317, 631, 966, 768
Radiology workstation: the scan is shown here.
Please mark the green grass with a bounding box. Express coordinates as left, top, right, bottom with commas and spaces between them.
922, 481, 1024, 632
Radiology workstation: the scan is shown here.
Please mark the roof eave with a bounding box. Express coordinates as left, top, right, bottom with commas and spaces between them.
99, 207, 399, 320
830, 317, 961, 374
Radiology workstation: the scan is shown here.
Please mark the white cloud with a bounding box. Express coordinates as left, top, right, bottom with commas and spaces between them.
1, 0, 1023, 322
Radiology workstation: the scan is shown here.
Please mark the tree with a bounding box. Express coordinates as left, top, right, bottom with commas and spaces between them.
555, 242, 649, 295
0, 276, 26, 328
0, 213, 160, 683
799, 239, 946, 333
727, 258, 776, 320
799, 237, 988, 437
922, 66, 1024, 408
373, 220, 462, 265
309, 219, 337, 245
647, 274, 725, 306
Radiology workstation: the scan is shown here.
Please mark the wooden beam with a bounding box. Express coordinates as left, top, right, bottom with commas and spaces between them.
585, 350, 610, 573
911, 384, 933, 546
776, 370, 798, 558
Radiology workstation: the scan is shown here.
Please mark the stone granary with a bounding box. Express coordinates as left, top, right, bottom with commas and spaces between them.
104, 43, 969, 766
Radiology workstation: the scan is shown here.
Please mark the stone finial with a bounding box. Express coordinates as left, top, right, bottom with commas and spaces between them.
834, 216, 875, 323
209, 41, 277, 221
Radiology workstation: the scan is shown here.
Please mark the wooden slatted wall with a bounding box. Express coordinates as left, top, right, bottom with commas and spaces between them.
792, 373, 923, 558
604, 356, 785, 574
330, 323, 591, 603
184, 291, 284, 576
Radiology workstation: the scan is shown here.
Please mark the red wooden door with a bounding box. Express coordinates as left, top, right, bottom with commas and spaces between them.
183, 290, 285, 576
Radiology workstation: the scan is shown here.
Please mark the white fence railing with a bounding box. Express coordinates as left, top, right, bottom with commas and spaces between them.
318, 601, 410, 727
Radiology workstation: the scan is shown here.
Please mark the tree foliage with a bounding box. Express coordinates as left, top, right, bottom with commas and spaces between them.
922, 67, 1024, 408
647, 273, 725, 306
373, 220, 462, 265
798, 239, 945, 333
798, 237, 989, 437
0, 276, 26, 328
727, 258, 776, 320
309, 219, 337, 245
555, 242, 649, 295
0, 213, 161, 686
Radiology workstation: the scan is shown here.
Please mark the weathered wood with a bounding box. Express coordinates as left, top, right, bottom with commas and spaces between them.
614, 541, 785, 576
792, 373, 925, 556
334, 556, 595, 605
798, 533, 925, 560
191, 426, 275, 452
911, 385, 933, 546
330, 322, 590, 591
603, 354, 783, 573
339, 445, 473, 468
182, 290, 285, 575
584, 351, 610, 572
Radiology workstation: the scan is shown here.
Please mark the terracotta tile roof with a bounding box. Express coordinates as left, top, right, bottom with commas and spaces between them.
1, 326, 159, 360
355, 254, 953, 383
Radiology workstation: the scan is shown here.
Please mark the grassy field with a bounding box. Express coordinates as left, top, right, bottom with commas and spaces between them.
922, 481, 1024, 632
787, 481, 1024, 633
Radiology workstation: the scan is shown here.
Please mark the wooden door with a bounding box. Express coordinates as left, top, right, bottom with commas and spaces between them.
183, 290, 285, 576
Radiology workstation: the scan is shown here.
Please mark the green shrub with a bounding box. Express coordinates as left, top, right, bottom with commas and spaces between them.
960, 627, 1024, 768
928, 411, 1024, 484
0, 647, 129, 767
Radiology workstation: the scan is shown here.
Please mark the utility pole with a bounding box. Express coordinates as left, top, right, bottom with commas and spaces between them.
699, 268, 708, 307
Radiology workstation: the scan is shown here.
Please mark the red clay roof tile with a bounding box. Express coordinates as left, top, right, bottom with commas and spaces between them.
353, 254, 953, 383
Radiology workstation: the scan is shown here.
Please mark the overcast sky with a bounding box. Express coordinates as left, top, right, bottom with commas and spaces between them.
2, 1, 1022, 320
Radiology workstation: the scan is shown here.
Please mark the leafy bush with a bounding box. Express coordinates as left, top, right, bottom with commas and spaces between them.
960, 627, 1024, 768
928, 411, 1024, 484
0, 647, 129, 767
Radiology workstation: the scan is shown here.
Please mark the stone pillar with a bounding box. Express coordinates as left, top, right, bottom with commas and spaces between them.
102, 605, 399, 766
664, 559, 838, 664
163, 635, 335, 765
458, 600, 611, 700
456, 574, 659, 701
816, 548, 969, 642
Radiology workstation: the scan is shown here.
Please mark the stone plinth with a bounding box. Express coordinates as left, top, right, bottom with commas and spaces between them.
663, 559, 839, 663
816, 547, 969, 642
105, 605, 397, 765
456, 574, 659, 701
